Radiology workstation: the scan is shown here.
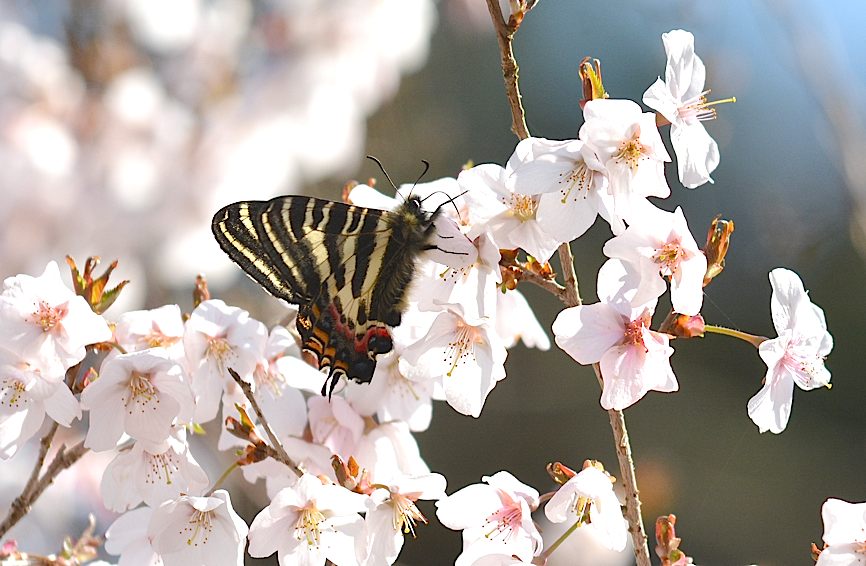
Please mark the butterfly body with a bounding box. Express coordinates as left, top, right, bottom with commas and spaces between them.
212, 194, 440, 395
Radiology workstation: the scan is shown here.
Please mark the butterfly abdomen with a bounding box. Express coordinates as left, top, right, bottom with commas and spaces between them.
368, 198, 439, 326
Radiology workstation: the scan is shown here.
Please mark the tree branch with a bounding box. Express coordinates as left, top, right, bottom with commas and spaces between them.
482, 4, 651, 561
0, 434, 88, 539
485, 0, 530, 140
227, 368, 304, 477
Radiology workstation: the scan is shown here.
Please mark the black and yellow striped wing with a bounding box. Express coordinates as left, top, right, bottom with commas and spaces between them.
212, 194, 438, 395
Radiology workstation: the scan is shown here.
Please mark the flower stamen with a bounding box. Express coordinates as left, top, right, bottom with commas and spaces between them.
28, 300, 68, 332
677, 89, 737, 123
295, 506, 326, 547
184, 509, 214, 546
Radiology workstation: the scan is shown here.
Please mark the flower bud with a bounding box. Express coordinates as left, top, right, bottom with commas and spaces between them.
655, 514, 691, 565
579, 57, 608, 109
703, 215, 734, 287
66, 255, 129, 314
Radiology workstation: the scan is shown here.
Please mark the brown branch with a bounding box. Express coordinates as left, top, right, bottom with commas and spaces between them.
483, 4, 650, 562
524, 272, 569, 304
556, 243, 581, 307
0, 437, 89, 539
227, 368, 304, 477
485, 0, 530, 140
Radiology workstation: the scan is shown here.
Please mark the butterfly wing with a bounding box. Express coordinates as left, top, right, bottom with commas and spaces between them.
212, 195, 428, 394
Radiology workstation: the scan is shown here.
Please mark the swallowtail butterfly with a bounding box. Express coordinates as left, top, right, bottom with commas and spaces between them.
212, 188, 457, 396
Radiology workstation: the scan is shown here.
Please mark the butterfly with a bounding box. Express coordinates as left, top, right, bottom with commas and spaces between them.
212, 185, 467, 396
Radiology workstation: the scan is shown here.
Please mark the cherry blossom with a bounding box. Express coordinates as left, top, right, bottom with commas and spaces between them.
149, 490, 248, 566
494, 289, 550, 351
552, 260, 678, 410
344, 349, 434, 433
460, 163, 561, 262
0, 346, 80, 459
544, 465, 627, 552
354, 421, 431, 484
507, 136, 620, 239
400, 303, 507, 418
412, 232, 501, 322
104, 506, 163, 566
436, 471, 543, 564
643, 29, 725, 188
80, 349, 193, 451
182, 299, 267, 423
748, 268, 833, 433
815, 498, 866, 566
308, 394, 365, 460
100, 429, 208, 511
247, 474, 368, 566
602, 205, 707, 316
245, 326, 308, 442
114, 304, 185, 359
0, 261, 111, 377
579, 99, 671, 223
362, 473, 446, 566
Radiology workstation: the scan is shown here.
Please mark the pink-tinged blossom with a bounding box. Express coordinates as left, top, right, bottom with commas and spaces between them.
602, 205, 707, 316
114, 304, 185, 359
643, 30, 723, 188
460, 163, 562, 262
354, 421, 431, 484
815, 499, 866, 566
400, 303, 507, 418
507, 136, 621, 239
247, 474, 368, 566
495, 289, 550, 351
579, 99, 671, 223
0, 261, 111, 377
412, 232, 501, 322
544, 466, 627, 552
81, 349, 193, 451
149, 490, 248, 566
242, 438, 334, 499
308, 394, 365, 460
344, 349, 434, 433
250, 325, 308, 440
104, 506, 163, 566
436, 471, 543, 565
748, 269, 833, 434
0, 347, 80, 459
552, 260, 678, 410
182, 299, 267, 423
100, 429, 209, 511
362, 473, 446, 566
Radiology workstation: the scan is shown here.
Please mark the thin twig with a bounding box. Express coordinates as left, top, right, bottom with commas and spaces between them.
607, 405, 650, 564
0, 422, 59, 538
483, 4, 652, 563
227, 368, 304, 476
485, 0, 530, 140
556, 244, 581, 307
511, 266, 571, 305
0, 438, 89, 539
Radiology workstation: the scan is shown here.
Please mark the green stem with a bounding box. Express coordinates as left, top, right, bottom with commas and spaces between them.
704, 324, 767, 348
541, 517, 583, 559
208, 462, 239, 495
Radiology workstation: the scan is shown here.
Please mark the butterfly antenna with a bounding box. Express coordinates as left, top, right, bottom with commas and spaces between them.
366, 155, 398, 191
423, 189, 469, 219
415, 160, 431, 185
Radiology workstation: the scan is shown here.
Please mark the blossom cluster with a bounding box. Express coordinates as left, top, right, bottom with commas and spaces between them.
0, 0, 435, 299
0, 27, 840, 566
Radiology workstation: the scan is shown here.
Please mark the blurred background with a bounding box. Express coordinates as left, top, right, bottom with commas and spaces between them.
1, 0, 865, 564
